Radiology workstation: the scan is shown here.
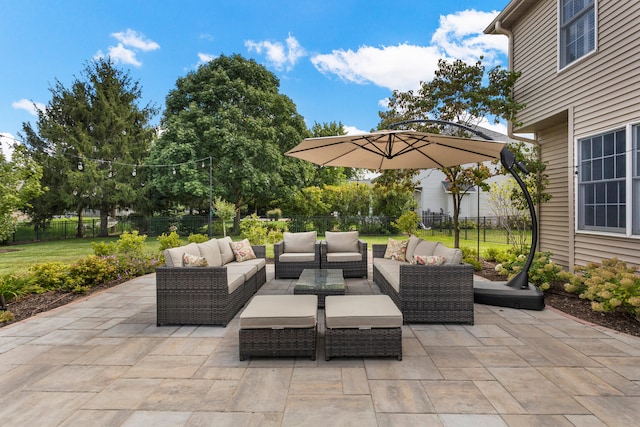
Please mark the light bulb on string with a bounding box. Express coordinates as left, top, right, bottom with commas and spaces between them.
78, 161, 83, 171
132, 168, 137, 177
172, 168, 176, 175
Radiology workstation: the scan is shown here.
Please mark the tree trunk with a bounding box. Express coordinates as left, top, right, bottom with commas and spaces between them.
453, 194, 461, 248
76, 209, 84, 238
99, 210, 109, 237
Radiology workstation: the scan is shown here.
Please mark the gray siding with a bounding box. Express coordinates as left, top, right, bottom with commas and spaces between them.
512, 0, 640, 134
538, 123, 570, 268
506, 0, 640, 269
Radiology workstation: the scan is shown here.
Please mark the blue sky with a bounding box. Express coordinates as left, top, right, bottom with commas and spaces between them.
1, 0, 511, 158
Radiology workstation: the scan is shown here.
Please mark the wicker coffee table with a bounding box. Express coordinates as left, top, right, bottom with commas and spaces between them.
294, 269, 345, 308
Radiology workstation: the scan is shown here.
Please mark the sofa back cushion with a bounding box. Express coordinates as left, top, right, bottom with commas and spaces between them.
412, 240, 439, 259
197, 238, 223, 267
217, 236, 235, 264
433, 243, 463, 265
283, 231, 316, 253
325, 231, 359, 253
405, 235, 422, 261
164, 242, 200, 267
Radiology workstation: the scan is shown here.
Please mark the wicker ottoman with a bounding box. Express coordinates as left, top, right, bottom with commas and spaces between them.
324, 295, 403, 361
239, 295, 318, 361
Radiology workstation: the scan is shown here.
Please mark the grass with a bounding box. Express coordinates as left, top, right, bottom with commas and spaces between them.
0, 232, 517, 276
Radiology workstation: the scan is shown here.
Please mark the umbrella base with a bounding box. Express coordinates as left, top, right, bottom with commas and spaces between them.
473, 280, 545, 311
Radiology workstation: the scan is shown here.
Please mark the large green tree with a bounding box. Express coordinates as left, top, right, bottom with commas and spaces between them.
308, 121, 361, 186
22, 58, 158, 237
0, 145, 44, 241
149, 54, 310, 230
378, 58, 525, 247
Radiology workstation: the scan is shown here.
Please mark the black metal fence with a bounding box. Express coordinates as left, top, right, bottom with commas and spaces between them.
7, 214, 531, 247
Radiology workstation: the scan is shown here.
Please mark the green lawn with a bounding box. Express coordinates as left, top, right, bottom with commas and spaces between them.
0, 233, 515, 276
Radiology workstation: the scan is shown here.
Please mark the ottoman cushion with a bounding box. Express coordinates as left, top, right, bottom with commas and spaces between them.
240, 295, 318, 329
325, 295, 402, 329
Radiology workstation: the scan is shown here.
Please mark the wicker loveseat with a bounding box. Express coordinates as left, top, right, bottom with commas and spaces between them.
156, 236, 266, 327
320, 231, 368, 278
274, 231, 321, 279
372, 235, 474, 324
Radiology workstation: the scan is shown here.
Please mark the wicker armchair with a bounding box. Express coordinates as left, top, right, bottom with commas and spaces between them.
156, 245, 266, 327
320, 231, 368, 278
372, 243, 474, 324
274, 231, 321, 279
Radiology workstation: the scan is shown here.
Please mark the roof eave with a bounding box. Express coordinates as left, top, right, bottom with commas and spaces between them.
484, 0, 539, 34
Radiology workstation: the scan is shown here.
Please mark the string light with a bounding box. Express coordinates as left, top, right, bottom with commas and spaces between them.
78, 161, 83, 171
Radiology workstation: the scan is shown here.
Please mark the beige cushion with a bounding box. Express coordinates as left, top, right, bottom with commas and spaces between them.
433, 243, 463, 265
240, 295, 318, 329
412, 240, 439, 259
279, 253, 316, 263
405, 235, 422, 262
325, 295, 402, 329
238, 258, 266, 270
197, 239, 223, 267
283, 231, 317, 253
164, 242, 200, 267
227, 273, 245, 294
325, 231, 359, 253
326, 252, 362, 263
226, 263, 258, 280
374, 259, 401, 293
217, 236, 235, 264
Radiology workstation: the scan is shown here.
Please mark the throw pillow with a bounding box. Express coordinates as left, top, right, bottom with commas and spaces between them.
182, 253, 209, 267
413, 255, 446, 266
230, 238, 257, 262
384, 238, 408, 261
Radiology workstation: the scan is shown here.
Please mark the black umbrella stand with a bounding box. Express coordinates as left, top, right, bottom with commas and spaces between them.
391, 120, 544, 310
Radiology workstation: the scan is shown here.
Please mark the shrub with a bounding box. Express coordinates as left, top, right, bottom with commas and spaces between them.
187, 233, 209, 243
92, 241, 118, 256
69, 255, 120, 291
116, 231, 147, 258
563, 258, 640, 319
266, 208, 282, 220
483, 247, 503, 262
392, 211, 419, 235
158, 231, 184, 251
240, 214, 267, 244
495, 250, 563, 290
461, 247, 482, 271
28, 262, 72, 292
0, 273, 26, 303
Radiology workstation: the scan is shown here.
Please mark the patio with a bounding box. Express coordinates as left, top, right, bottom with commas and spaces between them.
1, 264, 640, 426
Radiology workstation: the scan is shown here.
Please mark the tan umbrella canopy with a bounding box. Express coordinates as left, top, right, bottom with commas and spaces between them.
285, 129, 506, 170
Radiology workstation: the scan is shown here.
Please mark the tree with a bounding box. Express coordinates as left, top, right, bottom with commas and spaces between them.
0, 145, 44, 241
213, 197, 236, 237
378, 58, 525, 247
22, 58, 158, 237
148, 54, 310, 232
371, 170, 417, 219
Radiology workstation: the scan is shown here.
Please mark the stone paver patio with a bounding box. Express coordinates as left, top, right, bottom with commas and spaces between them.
1, 264, 640, 426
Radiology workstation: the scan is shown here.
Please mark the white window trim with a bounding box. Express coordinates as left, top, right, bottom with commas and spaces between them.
557, 0, 599, 72
574, 123, 640, 239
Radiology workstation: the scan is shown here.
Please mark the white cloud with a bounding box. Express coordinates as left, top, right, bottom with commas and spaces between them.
12, 99, 45, 116
431, 10, 506, 63
245, 33, 306, 71
344, 125, 369, 135
197, 52, 217, 64
1, 133, 16, 160
94, 29, 159, 67
310, 9, 506, 92
312, 44, 441, 92
111, 29, 160, 52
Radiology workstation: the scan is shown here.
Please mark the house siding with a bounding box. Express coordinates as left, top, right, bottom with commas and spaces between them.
499, 0, 640, 268
538, 123, 570, 268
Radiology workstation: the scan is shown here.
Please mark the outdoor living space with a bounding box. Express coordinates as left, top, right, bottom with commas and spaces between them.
1, 263, 640, 426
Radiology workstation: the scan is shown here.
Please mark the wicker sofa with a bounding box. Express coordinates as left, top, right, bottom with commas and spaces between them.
274, 231, 321, 279
320, 231, 368, 278
372, 235, 474, 324
156, 236, 266, 327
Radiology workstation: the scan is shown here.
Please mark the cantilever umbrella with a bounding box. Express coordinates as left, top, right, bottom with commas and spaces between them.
285, 129, 506, 170
286, 126, 545, 310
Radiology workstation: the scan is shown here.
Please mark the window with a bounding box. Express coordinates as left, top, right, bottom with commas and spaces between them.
578, 129, 626, 232
559, 0, 596, 69
633, 126, 640, 234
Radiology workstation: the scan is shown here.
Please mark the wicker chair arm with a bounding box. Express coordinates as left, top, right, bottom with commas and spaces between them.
372, 244, 387, 259
156, 266, 230, 292
252, 245, 266, 259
